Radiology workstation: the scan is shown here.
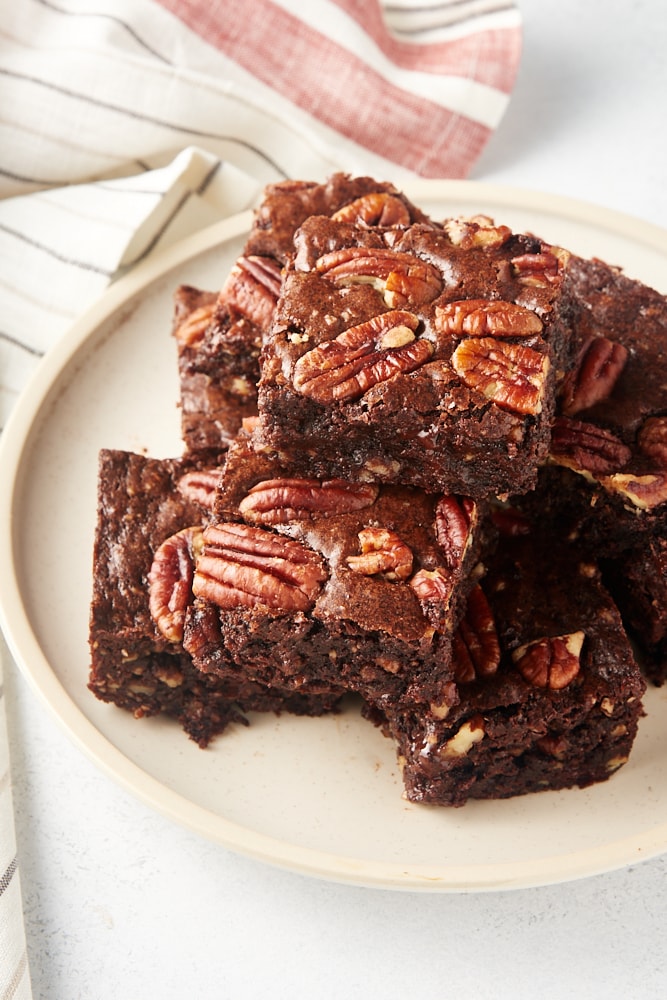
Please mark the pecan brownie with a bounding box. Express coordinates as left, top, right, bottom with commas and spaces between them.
176, 174, 433, 453
254, 213, 575, 498
526, 253, 667, 553
88, 449, 343, 746
369, 508, 646, 806
182, 433, 490, 714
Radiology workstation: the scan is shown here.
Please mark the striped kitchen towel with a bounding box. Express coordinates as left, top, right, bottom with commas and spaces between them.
0, 645, 33, 1000
0, 0, 522, 430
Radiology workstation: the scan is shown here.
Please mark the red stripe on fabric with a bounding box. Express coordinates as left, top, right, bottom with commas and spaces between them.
154, 0, 496, 177
331, 0, 522, 93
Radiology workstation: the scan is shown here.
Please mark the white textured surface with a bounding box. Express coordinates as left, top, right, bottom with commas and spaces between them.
4, 0, 667, 996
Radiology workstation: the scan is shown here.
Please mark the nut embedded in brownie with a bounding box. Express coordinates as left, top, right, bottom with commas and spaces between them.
254, 213, 575, 498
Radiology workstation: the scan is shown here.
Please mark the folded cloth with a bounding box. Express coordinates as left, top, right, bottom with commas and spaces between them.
0, 646, 33, 1000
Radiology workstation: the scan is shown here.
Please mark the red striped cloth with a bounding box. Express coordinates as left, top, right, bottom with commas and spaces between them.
155, 0, 522, 178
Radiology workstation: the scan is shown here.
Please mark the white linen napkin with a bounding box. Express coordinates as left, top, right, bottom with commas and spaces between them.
0, 645, 33, 1000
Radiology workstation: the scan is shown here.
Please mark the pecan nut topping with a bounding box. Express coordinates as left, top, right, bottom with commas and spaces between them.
599, 471, 667, 510
452, 586, 501, 683
148, 526, 204, 643
292, 310, 432, 403
511, 247, 569, 287
239, 477, 378, 524
219, 255, 282, 329
451, 337, 550, 415
512, 631, 584, 690
192, 523, 327, 612
346, 527, 413, 580
315, 247, 442, 307
550, 417, 632, 476
177, 469, 222, 511
443, 215, 512, 249
435, 495, 477, 569
560, 335, 628, 415
331, 192, 412, 227
638, 416, 667, 468
433, 299, 543, 339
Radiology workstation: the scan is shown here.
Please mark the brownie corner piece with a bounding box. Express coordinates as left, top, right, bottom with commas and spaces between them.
88, 448, 341, 747
255, 216, 575, 498
373, 512, 646, 806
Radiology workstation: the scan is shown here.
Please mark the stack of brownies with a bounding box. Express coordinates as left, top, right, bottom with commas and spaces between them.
89, 174, 667, 806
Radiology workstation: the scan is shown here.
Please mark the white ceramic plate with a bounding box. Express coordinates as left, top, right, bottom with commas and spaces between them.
2, 181, 667, 893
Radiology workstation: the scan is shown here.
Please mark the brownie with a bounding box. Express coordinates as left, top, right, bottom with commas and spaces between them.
88, 449, 343, 746
603, 536, 667, 685
182, 433, 490, 713
254, 213, 575, 498
176, 174, 433, 453
527, 254, 667, 553
369, 509, 645, 806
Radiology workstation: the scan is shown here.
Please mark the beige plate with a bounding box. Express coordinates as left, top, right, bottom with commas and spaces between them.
1, 181, 667, 892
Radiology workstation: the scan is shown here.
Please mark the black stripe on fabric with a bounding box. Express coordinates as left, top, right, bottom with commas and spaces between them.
0, 220, 112, 275
0, 68, 288, 178
34, 0, 172, 65
0, 159, 153, 188
0, 332, 45, 357
0, 856, 18, 898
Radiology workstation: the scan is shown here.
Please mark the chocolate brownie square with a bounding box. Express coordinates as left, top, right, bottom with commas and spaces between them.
370, 509, 645, 805
88, 449, 342, 746
182, 433, 490, 713
531, 254, 667, 553
255, 213, 575, 498
176, 174, 433, 453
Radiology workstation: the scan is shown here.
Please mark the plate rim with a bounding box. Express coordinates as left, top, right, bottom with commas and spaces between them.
2, 180, 667, 892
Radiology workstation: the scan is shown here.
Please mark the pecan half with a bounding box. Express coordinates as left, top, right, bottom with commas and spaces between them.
239, 477, 378, 524
560, 336, 628, 416
434, 299, 543, 339
219, 255, 282, 329
177, 469, 222, 511
409, 567, 454, 630
443, 215, 512, 249
638, 416, 667, 468
511, 247, 568, 287
346, 527, 413, 580
148, 526, 204, 642
452, 586, 501, 683
192, 523, 327, 612
315, 247, 442, 307
451, 337, 550, 415
331, 192, 411, 227
512, 631, 584, 690
599, 471, 667, 510
173, 303, 216, 347
435, 495, 476, 569
292, 310, 432, 403
550, 417, 631, 475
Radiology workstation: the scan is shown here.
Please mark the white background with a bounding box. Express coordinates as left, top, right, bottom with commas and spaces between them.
4, 1, 667, 997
